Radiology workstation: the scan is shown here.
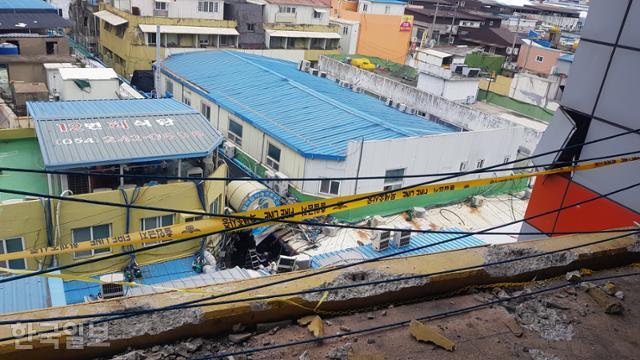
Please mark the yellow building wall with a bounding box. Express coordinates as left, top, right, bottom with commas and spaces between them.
336, 9, 412, 63
0, 164, 227, 275
98, 4, 236, 79
479, 75, 513, 97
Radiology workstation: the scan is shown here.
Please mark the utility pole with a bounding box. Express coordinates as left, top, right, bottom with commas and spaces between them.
448, 2, 458, 45
425, 1, 439, 48
509, 15, 521, 63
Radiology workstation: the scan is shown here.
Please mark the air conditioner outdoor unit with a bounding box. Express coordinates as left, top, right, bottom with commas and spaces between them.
392, 226, 412, 248
372, 230, 391, 251
462, 67, 481, 77
339, 80, 350, 88
267, 171, 289, 196
398, 104, 407, 112
384, 98, 393, 107
453, 64, 467, 74
405, 107, 417, 115
309, 68, 320, 76
99, 273, 125, 299
187, 166, 204, 178
223, 142, 236, 158
351, 86, 363, 93
319, 71, 327, 78
277, 255, 297, 273
299, 60, 311, 72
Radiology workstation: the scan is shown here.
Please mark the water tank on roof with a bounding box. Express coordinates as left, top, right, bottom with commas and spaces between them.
227, 180, 281, 212
0, 43, 18, 55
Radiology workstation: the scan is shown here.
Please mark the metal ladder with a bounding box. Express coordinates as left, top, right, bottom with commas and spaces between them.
245, 248, 261, 270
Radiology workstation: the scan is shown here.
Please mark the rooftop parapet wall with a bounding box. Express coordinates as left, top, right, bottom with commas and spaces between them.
318, 56, 544, 153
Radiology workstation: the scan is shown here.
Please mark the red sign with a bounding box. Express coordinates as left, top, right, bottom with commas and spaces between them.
400, 16, 412, 32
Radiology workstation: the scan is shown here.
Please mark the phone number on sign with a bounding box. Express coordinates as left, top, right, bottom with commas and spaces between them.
54, 131, 206, 145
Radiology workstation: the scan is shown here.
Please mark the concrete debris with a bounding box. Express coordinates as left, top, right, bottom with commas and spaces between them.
349, 353, 385, 360
615, 291, 625, 300
301, 269, 430, 302
110, 337, 217, 359
326, 342, 352, 359
515, 298, 574, 341
83, 308, 203, 344
367, 313, 375, 320
503, 318, 524, 337
299, 350, 310, 360
565, 270, 581, 282
587, 287, 624, 314
484, 246, 577, 277
409, 319, 455, 351
381, 310, 387, 316
579, 268, 593, 276
565, 287, 577, 296
580, 281, 596, 291
228, 333, 253, 344
339, 325, 352, 332
256, 319, 292, 333
528, 348, 560, 360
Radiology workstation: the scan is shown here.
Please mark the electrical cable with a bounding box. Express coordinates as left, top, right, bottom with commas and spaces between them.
0, 149, 638, 183
0, 149, 637, 234
0, 145, 637, 287
200, 271, 640, 359
1, 228, 636, 327
0, 130, 637, 337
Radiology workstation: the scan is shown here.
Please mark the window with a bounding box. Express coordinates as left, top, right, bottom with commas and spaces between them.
476, 159, 485, 169
198, 1, 218, 12
489, 20, 494, 26
0, 237, 26, 270
140, 215, 173, 246
183, 96, 191, 106
104, 22, 112, 32
147, 32, 157, 45
266, 143, 281, 171
535, 55, 544, 63
228, 119, 243, 146
72, 224, 111, 258
320, 179, 340, 195
46, 41, 58, 55
503, 156, 510, 164
115, 25, 126, 38
201, 103, 211, 120
247, 23, 255, 32
459, 161, 468, 171
362, 3, 368, 12
165, 79, 173, 95
278, 5, 296, 13
342, 26, 348, 35
83, 16, 88, 27
383, 168, 404, 191
384, 5, 391, 14
210, 194, 222, 214
155, 1, 167, 10
186, 216, 204, 222
313, 10, 322, 19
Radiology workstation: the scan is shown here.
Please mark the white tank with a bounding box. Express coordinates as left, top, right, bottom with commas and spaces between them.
227, 180, 281, 212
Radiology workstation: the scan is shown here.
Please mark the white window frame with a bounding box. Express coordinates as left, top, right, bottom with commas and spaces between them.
155, 1, 167, 11
383, 168, 405, 191
201, 102, 211, 120
165, 79, 173, 95
228, 119, 243, 146
198, 1, 218, 12
313, 10, 323, 19
503, 156, 510, 164
278, 5, 296, 13
384, 5, 391, 14
140, 215, 174, 247
0, 237, 27, 270
535, 55, 544, 63
265, 142, 281, 171
362, 3, 368, 12
247, 23, 255, 32
476, 159, 485, 169
342, 26, 348, 35
183, 96, 191, 106
459, 161, 469, 172
320, 179, 340, 196
72, 224, 112, 259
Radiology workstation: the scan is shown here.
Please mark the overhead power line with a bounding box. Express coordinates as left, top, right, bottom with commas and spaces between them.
0, 228, 636, 327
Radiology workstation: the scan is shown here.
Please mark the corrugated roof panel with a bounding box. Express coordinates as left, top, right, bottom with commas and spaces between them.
310, 229, 486, 268
27, 99, 224, 170
160, 51, 457, 160
0, 275, 50, 314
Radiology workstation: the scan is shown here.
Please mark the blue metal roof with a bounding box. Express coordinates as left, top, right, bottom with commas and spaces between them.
558, 53, 574, 63
27, 99, 224, 170
160, 51, 456, 161
0, 0, 56, 11
0, 275, 50, 314
310, 230, 486, 268
63, 257, 197, 304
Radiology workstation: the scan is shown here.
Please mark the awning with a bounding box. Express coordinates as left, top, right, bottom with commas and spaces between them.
265, 29, 341, 39
139, 24, 239, 36
93, 10, 128, 26
313, 8, 329, 13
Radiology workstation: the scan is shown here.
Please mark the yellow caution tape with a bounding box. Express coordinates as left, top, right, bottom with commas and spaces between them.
1, 156, 638, 262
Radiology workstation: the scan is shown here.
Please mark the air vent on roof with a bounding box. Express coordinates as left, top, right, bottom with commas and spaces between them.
338, 80, 350, 88
392, 226, 412, 248
351, 86, 363, 93
371, 231, 391, 251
